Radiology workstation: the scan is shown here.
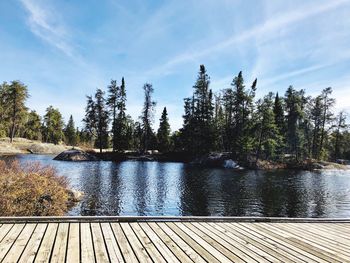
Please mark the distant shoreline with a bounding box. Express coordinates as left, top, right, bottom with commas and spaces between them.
1, 138, 349, 171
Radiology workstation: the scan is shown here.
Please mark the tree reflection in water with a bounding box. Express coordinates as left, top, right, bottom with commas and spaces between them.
3, 154, 350, 218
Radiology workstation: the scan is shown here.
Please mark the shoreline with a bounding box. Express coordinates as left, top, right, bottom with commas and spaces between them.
1, 138, 349, 171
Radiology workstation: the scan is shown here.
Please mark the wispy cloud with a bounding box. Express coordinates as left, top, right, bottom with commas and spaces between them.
145, 0, 349, 77
20, 0, 74, 57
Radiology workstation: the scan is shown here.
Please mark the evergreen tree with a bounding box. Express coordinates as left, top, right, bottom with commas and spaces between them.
310, 95, 323, 158
42, 106, 64, 144
140, 83, 156, 152
115, 77, 128, 151
333, 111, 347, 160
273, 93, 285, 134
255, 93, 281, 161
319, 87, 335, 159
64, 115, 77, 146
23, 110, 41, 140
107, 80, 119, 151
157, 107, 171, 152
182, 65, 215, 155
5, 81, 29, 142
83, 89, 109, 153
222, 72, 257, 159
284, 86, 304, 161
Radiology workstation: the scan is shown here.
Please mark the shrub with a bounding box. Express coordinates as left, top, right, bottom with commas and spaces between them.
0, 160, 69, 216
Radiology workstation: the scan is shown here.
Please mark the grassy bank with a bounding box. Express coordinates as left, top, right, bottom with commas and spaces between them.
0, 137, 70, 155
0, 160, 70, 216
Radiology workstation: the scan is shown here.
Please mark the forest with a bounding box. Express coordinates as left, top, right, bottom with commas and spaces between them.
1, 65, 350, 164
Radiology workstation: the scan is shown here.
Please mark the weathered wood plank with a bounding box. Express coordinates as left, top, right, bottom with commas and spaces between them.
254, 223, 343, 262
129, 223, 166, 263
110, 223, 138, 262
0, 220, 349, 263
66, 223, 80, 263
233, 222, 319, 262
166, 222, 221, 263
0, 224, 14, 243
139, 222, 180, 263
204, 222, 270, 263
286, 223, 350, 248
277, 223, 350, 255
91, 222, 109, 262
261, 223, 350, 262
184, 222, 245, 263
224, 222, 305, 262
80, 223, 95, 263
120, 223, 152, 262
157, 222, 206, 263
147, 222, 193, 263
100, 223, 124, 263
194, 222, 258, 263
18, 224, 47, 263
2, 223, 36, 263
50, 223, 69, 263
0, 223, 25, 260
34, 223, 58, 263
239, 222, 328, 263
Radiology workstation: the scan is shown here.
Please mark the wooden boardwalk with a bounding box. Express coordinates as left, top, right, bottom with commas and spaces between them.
0, 217, 349, 262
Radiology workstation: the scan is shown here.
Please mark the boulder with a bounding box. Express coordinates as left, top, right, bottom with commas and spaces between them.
67, 189, 85, 202
336, 159, 350, 165
54, 149, 98, 161
27, 143, 67, 155
192, 152, 242, 169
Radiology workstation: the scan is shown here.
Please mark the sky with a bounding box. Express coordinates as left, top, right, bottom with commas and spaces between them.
0, 0, 350, 131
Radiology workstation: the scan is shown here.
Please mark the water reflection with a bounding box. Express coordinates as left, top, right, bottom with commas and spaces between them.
2, 154, 350, 217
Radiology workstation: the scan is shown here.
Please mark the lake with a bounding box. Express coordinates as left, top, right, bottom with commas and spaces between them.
3, 154, 350, 217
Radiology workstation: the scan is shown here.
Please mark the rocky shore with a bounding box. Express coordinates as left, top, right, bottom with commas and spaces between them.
1, 138, 349, 171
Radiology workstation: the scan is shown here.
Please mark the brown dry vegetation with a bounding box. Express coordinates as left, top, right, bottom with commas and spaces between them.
0, 160, 69, 216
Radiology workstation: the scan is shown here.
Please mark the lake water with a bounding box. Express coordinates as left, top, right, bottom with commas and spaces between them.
3, 154, 350, 217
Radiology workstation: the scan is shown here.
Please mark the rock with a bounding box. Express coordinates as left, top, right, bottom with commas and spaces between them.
223, 159, 240, 169
192, 152, 241, 169
311, 162, 325, 170
336, 159, 350, 165
27, 143, 67, 155
138, 155, 154, 161
67, 189, 84, 202
54, 149, 98, 161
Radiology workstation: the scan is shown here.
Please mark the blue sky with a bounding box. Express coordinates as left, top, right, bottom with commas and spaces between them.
0, 0, 350, 130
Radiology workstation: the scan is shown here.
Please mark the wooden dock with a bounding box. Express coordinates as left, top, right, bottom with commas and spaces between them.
0, 217, 349, 262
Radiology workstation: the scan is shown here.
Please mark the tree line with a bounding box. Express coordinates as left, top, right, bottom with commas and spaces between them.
0, 81, 80, 145
1, 65, 350, 162
178, 65, 350, 162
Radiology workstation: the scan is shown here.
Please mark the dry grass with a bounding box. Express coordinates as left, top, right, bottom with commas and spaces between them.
0, 160, 69, 216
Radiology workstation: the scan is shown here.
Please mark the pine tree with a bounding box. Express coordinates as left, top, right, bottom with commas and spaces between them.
182, 65, 215, 155
115, 77, 128, 151
83, 89, 109, 153
140, 83, 156, 152
157, 107, 171, 152
23, 110, 42, 140
42, 106, 64, 145
64, 115, 77, 146
319, 87, 335, 159
273, 93, 285, 134
255, 93, 280, 161
107, 80, 119, 151
284, 86, 304, 161
223, 72, 257, 159
333, 111, 347, 161
310, 95, 323, 158
6, 81, 29, 142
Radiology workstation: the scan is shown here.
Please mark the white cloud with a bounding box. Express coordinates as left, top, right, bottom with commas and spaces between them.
20, 0, 74, 57
145, 0, 349, 77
